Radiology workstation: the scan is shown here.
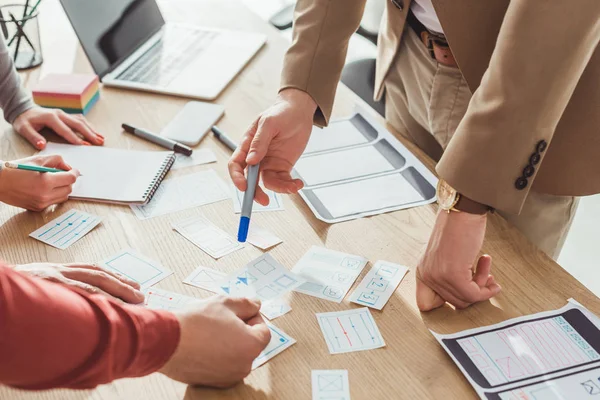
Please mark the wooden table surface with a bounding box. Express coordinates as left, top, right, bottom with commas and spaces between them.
1, 1, 598, 399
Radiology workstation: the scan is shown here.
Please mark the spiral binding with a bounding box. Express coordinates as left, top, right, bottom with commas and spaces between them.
143, 154, 176, 202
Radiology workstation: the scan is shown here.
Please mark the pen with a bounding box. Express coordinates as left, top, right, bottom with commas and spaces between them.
9, 13, 34, 52
0, 10, 9, 40
4, 161, 65, 173
7, 0, 42, 46
211, 125, 237, 152
122, 123, 193, 156
238, 163, 259, 243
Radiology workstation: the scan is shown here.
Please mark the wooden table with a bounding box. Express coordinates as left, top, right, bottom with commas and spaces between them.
1, 1, 598, 399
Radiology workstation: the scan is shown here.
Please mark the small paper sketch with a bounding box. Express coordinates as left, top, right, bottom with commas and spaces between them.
316, 308, 385, 354
30, 209, 102, 250
312, 370, 350, 400
349, 261, 409, 310
231, 185, 284, 213
144, 287, 200, 311
252, 323, 296, 369
100, 249, 172, 290
260, 299, 291, 321
183, 266, 227, 293
172, 215, 244, 259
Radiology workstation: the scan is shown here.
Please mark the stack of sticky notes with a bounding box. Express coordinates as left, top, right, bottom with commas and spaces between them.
32, 74, 100, 115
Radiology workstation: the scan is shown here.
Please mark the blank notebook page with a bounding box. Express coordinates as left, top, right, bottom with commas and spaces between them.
40, 143, 173, 203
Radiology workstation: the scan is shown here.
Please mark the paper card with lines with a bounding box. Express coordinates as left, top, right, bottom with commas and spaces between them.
247, 225, 283, 250
348, 260, 409, 310
252, 322, 296, 369
231, 185, 284, 213
30, 209, 102, 249
183, 266, 227, 293
432, 300, 600, 399
292, 246, 368, 303
144, 287, 200, 311
316, 307, 385, 354
172, 215, 244, 259
217, 254, 305, 304
260, 298, 292, 321
312, 370, 350, 400
100, 249, 173, 290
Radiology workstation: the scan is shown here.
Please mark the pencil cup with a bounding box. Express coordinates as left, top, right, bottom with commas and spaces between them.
0, 4, 43, 70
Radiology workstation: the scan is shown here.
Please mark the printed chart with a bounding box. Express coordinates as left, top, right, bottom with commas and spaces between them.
30, 209, 102, 250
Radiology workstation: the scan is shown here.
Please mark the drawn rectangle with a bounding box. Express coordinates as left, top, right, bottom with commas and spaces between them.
101, 249, 172, 290
311, 370, 350, 400
252, 322, 296, 369
30, 209, 102, 250
172, 215, 244, 259
316, 307, 386, 354
183, 266, 227, 293
348, 260, 409, 310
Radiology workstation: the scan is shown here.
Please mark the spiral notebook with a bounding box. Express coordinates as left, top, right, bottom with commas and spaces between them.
39, 143, 175, 205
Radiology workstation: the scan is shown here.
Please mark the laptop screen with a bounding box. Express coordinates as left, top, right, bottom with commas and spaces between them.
60, 0, 165, 78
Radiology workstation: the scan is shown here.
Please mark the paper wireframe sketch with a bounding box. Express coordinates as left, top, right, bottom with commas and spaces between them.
29, 209, 102, 249
260, 298, 292, 321
252, 322, 296, 369
171, 148, 217, 170
183, 266, 228, 293
217, 253, 305, 303
247, 225, 283, 250
144, 287, 200, 311
292, 246, 367, 303
100, 249, 173, 290
131, 169, 229, 220
172, 215, 244, 259
433, 300, 600, 399
231, 185, 284, 213
316, 307, 385, 354
312, 370, 350, 400
348, 260, 409, 310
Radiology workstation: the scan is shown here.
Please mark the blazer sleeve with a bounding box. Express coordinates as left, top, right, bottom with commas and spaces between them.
436, 0, 600, 215
280, 0, 367, 127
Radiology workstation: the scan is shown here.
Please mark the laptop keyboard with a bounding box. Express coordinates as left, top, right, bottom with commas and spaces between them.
118, 26, 219, 87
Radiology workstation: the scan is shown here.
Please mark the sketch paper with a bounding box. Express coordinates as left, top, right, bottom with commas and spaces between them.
131, 170, 229, 219
260, 299, 292, 321
100, 249, 172, 290
247, 225, 283, 250
30, 209, 102, 249
252, 322, 296, 369
172, 215, 244, 259
171, 148, 217, 170
183, 266, 227, 293
312, 370, 351, 400
292, 246, 367, 303
433, 300, 600, 399
144, 287, 200, 311
348, 260, 409, 310
231, 185, 284, 213
316, 307, 386, 354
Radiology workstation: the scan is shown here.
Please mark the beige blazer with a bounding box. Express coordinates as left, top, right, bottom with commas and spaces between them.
280, 0, 600, 215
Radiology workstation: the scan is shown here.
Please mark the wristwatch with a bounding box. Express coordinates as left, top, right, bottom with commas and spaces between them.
436, 179, 492, 215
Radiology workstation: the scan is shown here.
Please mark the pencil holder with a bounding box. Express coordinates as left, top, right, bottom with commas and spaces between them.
0, 3, 43, 70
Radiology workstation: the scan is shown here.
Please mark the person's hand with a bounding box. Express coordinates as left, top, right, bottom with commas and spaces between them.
0, 155, 80, 211
13, 107, 104, 150
416, 210, 502, 311
160, 296, 271, 388
13, 262, 144, 304
229, 88, 316, 205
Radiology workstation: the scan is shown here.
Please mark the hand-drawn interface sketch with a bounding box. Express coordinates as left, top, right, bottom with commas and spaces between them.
252, 322, 296, 370
434, 300, 600, 399
172, 215, 244, 259
218, 254, 305, 304
30, 209, 102, 249
292, 246, 367, 303
144, 287, 199, 311
183, 266, 227, 293
231, 185, 284, 213
349, 260, 409, 310
311, 370, 351, 400
100, 248, 172, 290
260, 298, 292, 321
316, 307, 386, 354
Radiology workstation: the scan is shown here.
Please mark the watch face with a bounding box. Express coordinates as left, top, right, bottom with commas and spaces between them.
437, 180, 458, 210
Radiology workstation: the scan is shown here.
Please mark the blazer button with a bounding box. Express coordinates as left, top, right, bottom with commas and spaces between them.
391, 0, 404, 10
530, 153, 541, 165
536, 140, 547, 153
515, 177, 528, 190
522, 165, 535, 178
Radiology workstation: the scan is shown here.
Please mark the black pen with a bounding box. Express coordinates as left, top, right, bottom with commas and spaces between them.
122, 123, 193, 156
211, 125, 237, 152
0, 10, 8, 40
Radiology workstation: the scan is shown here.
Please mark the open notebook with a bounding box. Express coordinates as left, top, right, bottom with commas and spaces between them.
39, 143, 175, 204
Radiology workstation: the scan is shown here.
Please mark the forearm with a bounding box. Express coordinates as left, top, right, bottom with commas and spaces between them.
0, 264, 180, 390
0, 37, 34, 124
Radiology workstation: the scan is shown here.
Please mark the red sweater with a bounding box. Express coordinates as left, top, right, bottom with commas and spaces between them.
0, 265, 180, 390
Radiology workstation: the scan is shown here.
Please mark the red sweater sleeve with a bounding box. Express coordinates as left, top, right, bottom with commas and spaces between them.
0, 264, 180, 390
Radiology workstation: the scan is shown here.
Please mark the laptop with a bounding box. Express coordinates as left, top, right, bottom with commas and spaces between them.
59, 0, 266, 100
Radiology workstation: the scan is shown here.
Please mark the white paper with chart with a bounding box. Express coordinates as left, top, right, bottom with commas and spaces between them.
292, 111, 438, 223
252, 322, 296, 369
292, 246, 367, 303
312, 370, 351, 400
172, 215, 244, 259
316, 307, 385, 354
100, 249, 172, 290
144, 287, 200, 311
433, 300, 600, 399
29, 209, 102, 249
217, 254, 305, 305
131, 170, 229, 219
348, 260, 409, 310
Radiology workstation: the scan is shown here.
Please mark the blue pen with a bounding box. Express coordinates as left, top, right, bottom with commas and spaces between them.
238, 163, 260, 242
